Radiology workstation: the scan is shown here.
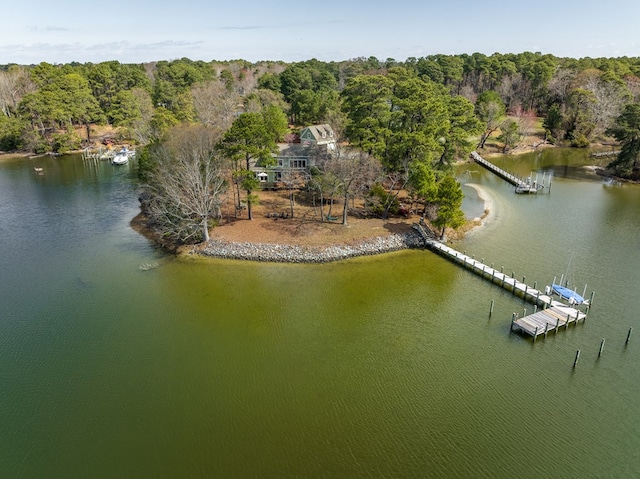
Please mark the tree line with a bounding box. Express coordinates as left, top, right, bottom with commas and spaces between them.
2, 52, 640, 242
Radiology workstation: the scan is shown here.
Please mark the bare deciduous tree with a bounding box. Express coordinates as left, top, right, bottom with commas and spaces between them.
510, 105, 537, 138
324, 146, 382, 225
191, 80, 241, 131
145, 126, 228, 243
0, 66, 35, 117
581, 72, 630, 137
128, 88, 155, 144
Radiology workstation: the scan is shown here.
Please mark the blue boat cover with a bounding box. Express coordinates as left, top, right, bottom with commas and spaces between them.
552, 284, 586, 304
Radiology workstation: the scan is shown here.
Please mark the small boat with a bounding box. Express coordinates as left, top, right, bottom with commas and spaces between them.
552, 284, 588, 305
515, 182, 538, 194
111, 148, 130, 165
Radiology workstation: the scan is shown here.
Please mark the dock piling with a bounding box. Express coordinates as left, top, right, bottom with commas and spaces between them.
626, 327, 633, 344
544, 322, 549, 338
598, 339, 605, 357
489, 300, 494, 316
573, 350, 580, 368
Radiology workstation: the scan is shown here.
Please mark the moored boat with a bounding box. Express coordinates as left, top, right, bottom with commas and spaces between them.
111, 147, 132, 165
551, 283, 588, 305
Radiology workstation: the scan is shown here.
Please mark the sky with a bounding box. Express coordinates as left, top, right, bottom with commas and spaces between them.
2, 0, 639, 65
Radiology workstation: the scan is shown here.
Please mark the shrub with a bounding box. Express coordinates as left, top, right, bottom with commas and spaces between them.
52, 130, 82, 153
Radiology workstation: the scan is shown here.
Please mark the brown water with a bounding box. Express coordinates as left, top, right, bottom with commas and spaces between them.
1, 150, 639, 478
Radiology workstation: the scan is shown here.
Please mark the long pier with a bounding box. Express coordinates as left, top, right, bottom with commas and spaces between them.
471, 151, 547, 193
413, 223, 588, 338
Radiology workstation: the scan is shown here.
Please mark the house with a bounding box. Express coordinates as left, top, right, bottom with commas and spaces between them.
299, 124, 336, 149
251, 125, 335, 188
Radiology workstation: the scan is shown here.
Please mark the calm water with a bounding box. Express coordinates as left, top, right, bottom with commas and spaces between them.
1, 151, 639, 478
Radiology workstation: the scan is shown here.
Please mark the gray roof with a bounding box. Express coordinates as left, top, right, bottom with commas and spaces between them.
301, 124, 334, 142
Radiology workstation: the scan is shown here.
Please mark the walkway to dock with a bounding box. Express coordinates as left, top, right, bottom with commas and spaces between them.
471, 151, 547, 193
412, 223, 588, 339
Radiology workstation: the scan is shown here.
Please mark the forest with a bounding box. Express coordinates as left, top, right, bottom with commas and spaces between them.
2, 53, 640, 242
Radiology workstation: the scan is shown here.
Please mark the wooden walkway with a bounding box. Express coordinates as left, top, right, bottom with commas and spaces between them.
412, 223, 588, 339
471, 151, 546, 193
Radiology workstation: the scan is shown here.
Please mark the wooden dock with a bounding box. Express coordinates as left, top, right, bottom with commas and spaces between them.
471, 151, 547, 194
413, 223, 588, 339
510, 305, 586, 338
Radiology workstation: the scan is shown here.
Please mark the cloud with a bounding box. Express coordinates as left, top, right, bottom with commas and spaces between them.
0, 40, 207, 64
28, 25, 70, 32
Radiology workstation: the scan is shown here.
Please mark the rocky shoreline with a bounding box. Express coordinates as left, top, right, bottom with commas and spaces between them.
196, 231, 426, 263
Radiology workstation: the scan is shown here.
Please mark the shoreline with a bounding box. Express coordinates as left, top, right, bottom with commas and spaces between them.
193, 231, 426, 263
464, 183, 494, 228
135, 183, 497, 264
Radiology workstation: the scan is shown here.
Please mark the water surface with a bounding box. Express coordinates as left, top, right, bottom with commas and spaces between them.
1, 150, 639, 478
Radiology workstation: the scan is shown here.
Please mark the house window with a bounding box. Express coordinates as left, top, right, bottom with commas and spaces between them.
291, 159, 307, 168
278, 159, 283, 167
275, 171, 282, 181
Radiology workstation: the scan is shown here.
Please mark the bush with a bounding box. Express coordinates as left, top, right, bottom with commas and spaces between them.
52, 130, 82, 153
367, 183, 399, 216
0, 116, 26, 151
570, 133, 590, 148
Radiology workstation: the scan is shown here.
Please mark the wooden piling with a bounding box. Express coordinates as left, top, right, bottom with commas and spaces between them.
573, 350, 580, 367
598, 338, 605, 357
590, 291, 595, 306
626, 327, 633, 344
489, 300, 494, 316
533, 327, 539, 342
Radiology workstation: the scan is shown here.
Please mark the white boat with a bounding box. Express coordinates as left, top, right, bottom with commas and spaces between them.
111, 148, 132, 165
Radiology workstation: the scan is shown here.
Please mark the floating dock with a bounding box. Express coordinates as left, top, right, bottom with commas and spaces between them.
413, 223, 589, 339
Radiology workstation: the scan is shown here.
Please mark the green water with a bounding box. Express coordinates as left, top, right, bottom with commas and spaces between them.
1, 151, 639, 478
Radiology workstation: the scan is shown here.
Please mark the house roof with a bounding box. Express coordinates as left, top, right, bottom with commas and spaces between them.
277, 143, 314, 156
301, 124, 334, 142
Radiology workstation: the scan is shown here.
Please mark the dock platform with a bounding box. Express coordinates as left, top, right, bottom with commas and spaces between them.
413, 223, 589, 339
511, 305, 586, 338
